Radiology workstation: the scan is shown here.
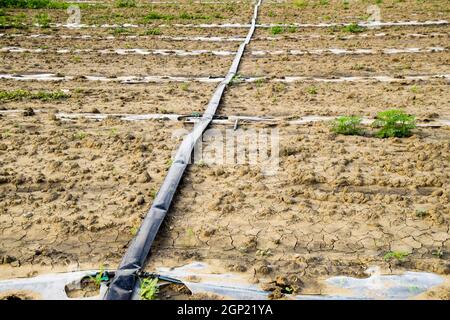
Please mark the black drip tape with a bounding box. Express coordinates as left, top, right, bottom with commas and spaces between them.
104, 0, 263, 300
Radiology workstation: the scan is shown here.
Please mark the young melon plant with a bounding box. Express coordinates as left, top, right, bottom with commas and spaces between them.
373, 109, 416, 138
331, 116, 363, 135
384, 251, 410, 262
140, 278, 159, 300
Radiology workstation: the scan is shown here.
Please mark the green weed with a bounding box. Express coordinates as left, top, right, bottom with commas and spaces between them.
115, 0, 136, 8
384, 251, 410, 262
306, 86, 317, 95
34, 12, 51, 27
140, 278, 159, 300
89, 266, 109, 288
270, 25, 284, 35
331, 116, 363, 135
373, 109, 416, 138
0, 0, 68, 9
342, 23, 365, 33
143, 27, 161, 35
293, 0, 308, 8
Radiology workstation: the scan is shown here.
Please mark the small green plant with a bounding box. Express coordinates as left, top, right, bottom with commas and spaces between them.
319, 0, 329, 5
89, 266, 109, 287
109, 128, 118, 136
410, 85, 420, 93
306, 86, 318, 95
415, 208, 427, 218
143, 11, 174, 21
130, 226, 138, 235
331, 116, 363, 135
144, 28, 161, 35
342, 23, 365, 33
343, 0, 350, 9
432, 248, 444, 259
112, 27, 130, 35
293, 0, 308, 8
140, 278, 159, 300
34, 13, 51, 28
384, 251, 410, 262
74, 131, 87, 140
373, 109, 416, 138
180, 83, 190, 91
270, 25, 284, 35
230, 73, 245, 85
115, 0, 136, 8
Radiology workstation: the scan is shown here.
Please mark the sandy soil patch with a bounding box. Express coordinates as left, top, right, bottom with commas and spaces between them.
0, 81, 216, 114
259, 0, 449, 24
0, 113, 189, 279
239, 51, 450, 77
0, 51, 232, 77
220, 80, 450, 119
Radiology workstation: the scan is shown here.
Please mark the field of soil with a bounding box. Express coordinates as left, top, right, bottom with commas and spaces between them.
0, 113, 189, 279
148, 123, 450, 295
259, 0, 449, 24
0, 0, 449, 300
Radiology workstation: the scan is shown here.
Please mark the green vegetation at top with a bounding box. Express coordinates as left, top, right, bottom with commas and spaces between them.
0, 0, 68, 9
115, 0, 136, 8
373, 109, 416, 138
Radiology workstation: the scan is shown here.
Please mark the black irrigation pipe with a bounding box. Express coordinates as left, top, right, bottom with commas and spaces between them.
104, 0, 263, 300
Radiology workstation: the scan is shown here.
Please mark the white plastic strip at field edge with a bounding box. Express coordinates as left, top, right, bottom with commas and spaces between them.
1, 73, 449, 83
1, 32, 447, 42
1, 46, 446, 56
1, 110, 448, 127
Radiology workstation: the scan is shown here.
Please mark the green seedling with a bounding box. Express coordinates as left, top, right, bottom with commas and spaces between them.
231, 74, 245, 85
306, 86, 317, 95
270, 25, 284, 35
410, 85, 420, 93
180, 83, 190, 91
256, 249, 272, 257
143, 11, 174, 21
74, 131, 87, 140
34, 12, 51, 28
415, 208, 427, 218
89, 266, 109, 287
342, 23, 365, 33
432, 248, 444, 259
331, 116, 363, 135
373, 109, 416, 138
144, 28, 161, 35
140, 278, 159, 300
293, 0, 308, 8
115, 0, 136, 8
384, 251, 410, 262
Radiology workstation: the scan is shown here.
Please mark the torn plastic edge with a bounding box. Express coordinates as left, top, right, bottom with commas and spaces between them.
104, 0, 263, 301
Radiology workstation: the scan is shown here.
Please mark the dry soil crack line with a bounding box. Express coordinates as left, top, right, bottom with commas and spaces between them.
104, 0, 263, 301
